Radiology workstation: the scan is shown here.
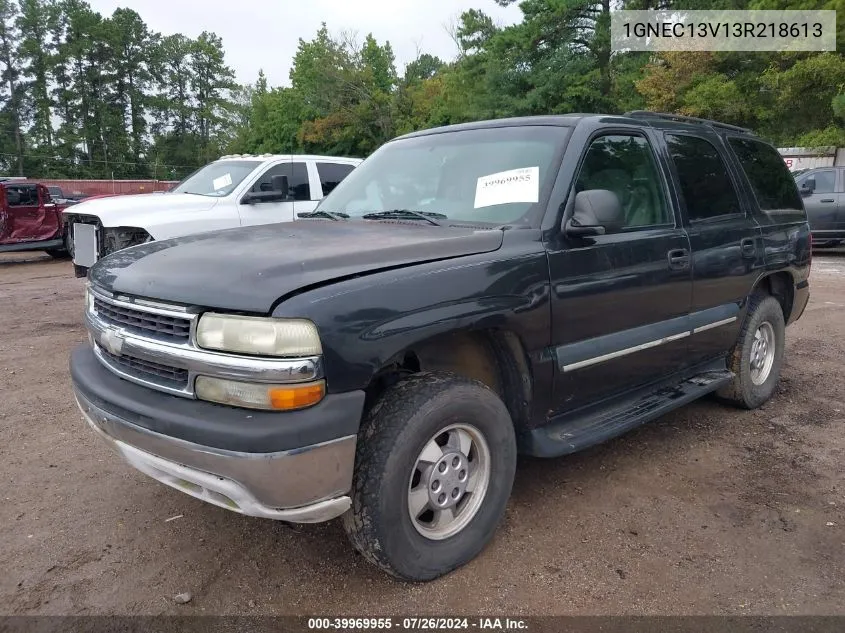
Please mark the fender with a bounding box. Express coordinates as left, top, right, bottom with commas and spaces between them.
272, 229, 554, 407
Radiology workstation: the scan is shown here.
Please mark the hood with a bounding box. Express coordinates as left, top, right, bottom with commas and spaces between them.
64, 193, 217, 227
89, 220, 504, 313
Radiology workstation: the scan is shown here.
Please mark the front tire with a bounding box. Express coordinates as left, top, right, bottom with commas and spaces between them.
45, 226, 74, 259
717, 293, 785, 409
342, 372, 517, 581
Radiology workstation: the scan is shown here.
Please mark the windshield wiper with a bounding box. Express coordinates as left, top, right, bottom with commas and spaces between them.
361, 209, 447, 227
297, 210, 349, 221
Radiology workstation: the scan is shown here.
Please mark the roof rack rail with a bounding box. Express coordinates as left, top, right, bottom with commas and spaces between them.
624, 110, 753, 135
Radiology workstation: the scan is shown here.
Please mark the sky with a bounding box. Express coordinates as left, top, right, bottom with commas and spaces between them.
86, 0, 524, 87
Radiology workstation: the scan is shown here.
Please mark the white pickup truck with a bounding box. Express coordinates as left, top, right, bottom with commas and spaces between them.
64, 154, 362, 277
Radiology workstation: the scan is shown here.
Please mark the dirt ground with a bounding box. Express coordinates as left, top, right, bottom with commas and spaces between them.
0, 249, 843, 616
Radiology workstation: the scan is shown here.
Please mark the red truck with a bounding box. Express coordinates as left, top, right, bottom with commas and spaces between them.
0, 181, 69, 257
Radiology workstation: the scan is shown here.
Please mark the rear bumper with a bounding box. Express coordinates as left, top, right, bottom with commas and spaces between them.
70, 344, 365, 522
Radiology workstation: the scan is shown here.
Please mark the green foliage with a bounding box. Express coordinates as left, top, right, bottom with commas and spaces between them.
0, 0, 243, 179
794, 125, 845, 146
0, 0, 844, 179
248, 0, 845, 157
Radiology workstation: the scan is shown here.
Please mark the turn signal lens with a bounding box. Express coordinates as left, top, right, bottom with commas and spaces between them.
195, 376, 325, 411
269, 383, 326, 410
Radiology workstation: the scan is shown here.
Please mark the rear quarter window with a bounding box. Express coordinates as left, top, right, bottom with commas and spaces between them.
728, 137, 807, 224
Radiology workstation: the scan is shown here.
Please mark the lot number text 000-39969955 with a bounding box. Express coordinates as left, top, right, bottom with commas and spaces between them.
307, 617, 529, 630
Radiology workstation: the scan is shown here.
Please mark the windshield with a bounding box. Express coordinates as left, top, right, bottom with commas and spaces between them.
172, 160, 262, 197
318, 126, 568, 225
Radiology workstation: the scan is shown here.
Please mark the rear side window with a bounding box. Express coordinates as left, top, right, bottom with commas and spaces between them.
728, 138, 806, 222
665, 134, 742, 221
317, 162, 355, 196
252, 162, 311, 201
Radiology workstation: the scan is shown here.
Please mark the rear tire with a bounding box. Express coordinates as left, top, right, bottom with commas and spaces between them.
342, 372, 517, 581
716, 293, 785, 409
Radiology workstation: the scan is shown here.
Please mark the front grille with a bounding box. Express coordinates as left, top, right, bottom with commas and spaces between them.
98, 346, 189, 390
94, 297, 191, 342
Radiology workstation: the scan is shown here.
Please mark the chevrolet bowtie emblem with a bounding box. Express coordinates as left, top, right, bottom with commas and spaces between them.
99, 328, 125, 356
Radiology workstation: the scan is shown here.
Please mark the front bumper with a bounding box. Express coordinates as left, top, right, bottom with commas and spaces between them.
71, 345, 366, 522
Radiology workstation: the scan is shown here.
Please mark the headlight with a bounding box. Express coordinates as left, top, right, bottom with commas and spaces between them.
196, 314, 321, 356
85, 284, 95, 313
195, 376, 325, 410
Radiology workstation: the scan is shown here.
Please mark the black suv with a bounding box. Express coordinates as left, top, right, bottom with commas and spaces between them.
70, 112, 811, 581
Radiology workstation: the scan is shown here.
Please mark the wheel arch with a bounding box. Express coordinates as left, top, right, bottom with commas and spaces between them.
750, 271, 795, 323
363, 328, 533, 431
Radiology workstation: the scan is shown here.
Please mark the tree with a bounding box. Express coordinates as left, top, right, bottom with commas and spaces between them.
637, 52, 718, 113
110, 8, 151, 165
191, 31, 237, 163
148, 33, 197, 173
17, 0, 57, 153
760, 53, 845, 144
288, 25, 399, 155
0, 0, 23, 174
150, 33, 193, 138
0, 0, 844, 179
403, 53, 443, 84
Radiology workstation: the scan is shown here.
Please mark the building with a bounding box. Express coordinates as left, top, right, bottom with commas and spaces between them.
777, 146, 845, 172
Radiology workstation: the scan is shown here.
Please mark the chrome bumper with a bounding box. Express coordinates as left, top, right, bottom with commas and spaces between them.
75, 390, 355, 523
85, 286, 323, 399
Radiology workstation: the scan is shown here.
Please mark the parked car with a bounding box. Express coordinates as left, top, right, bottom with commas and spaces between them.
76, 193, 119, 201
0, 182, 69, 257
70, 113, 810, 581
794, 166, 845, 247
64, 154, 362, 277
45, 185, 80, 207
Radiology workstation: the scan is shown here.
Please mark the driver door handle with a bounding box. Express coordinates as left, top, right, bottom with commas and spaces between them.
668, 248, 690, 270
820, 198, 835, 203
740, 237, 756, 259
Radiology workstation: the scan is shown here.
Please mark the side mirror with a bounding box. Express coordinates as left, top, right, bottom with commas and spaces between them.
564, 189, 624, 237
242, 174, 290, 204
271, 174, 289, 198
799, 178, 815, 196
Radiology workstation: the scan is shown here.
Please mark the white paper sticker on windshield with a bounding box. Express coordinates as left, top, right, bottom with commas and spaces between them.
474, 167, 539, 209
212, 173, 232, 190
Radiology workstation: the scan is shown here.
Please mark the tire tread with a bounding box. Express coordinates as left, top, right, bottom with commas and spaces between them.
716, 291, 785, 409
342, 371, 510, 580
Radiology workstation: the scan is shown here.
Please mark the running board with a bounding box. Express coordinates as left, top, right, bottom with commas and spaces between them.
0, 238, 63, 253
523, 365, 734, 458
